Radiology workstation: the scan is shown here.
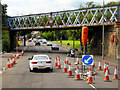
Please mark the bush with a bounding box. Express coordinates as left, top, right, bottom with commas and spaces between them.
2, 39, 10, 52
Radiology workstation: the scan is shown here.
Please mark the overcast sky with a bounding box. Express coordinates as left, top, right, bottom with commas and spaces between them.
1, 0, 119, 16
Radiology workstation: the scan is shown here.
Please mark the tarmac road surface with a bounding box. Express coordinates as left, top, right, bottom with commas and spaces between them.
2, 41, 119, 89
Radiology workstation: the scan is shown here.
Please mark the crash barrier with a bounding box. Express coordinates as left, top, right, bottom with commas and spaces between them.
54, 56, 119, 84
7, 50, 24, 69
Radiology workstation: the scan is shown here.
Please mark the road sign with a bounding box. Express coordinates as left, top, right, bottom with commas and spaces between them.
82, 55, 93, 65
49, 19, 53, 24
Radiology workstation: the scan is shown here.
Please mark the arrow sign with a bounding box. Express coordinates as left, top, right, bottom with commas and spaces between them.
82, 55, 93, 65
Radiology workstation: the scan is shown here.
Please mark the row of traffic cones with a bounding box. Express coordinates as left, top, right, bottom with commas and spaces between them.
54, 56, 62, 69
7, 50, 24, 68
97, 60, 119, 81
7, 57, 16, 68
54, 56, 119, 84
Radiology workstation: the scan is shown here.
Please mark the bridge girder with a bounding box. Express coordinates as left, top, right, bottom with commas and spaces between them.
7, 5, 120, 31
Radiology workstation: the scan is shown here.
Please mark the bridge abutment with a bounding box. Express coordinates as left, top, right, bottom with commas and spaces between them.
9, 30, 16, 51
103, 22, 120, 59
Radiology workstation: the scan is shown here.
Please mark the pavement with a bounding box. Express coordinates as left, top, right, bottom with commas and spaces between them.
1, 40, 120, 89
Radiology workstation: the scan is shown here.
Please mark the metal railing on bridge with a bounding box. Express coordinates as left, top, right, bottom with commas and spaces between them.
7, 5, 120, 30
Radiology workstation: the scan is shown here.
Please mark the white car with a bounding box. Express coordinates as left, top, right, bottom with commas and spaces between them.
29, 55, 53, 72
47, 42, 52, 46
42, 39, 47, 44
33, 38, 37, 42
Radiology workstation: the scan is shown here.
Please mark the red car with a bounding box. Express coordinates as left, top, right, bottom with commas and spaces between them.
28, 39, 32, 42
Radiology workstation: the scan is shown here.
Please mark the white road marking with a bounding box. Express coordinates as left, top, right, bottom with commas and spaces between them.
89, 84, 97, 90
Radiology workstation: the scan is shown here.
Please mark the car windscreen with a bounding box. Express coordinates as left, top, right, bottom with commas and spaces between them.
47, 42, 52, 44
53, 44, 58, 47
33, 56, 48, 60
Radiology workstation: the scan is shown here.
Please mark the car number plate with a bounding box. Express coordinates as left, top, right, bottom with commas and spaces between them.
38, 66, 46, 68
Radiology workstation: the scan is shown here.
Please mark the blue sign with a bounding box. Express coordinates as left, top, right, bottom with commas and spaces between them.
82, 55, 93, 65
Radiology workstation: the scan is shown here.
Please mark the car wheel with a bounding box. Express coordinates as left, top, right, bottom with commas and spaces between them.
29, 68, 33, 72
50, 68, 53, 72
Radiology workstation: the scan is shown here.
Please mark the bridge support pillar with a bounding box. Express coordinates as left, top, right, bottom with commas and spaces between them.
105, 22, 120, 59
10, 31, 16, 50
114, 21, 120, 59
24, 34, 26, 46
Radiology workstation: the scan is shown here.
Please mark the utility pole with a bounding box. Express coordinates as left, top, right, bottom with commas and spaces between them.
16, 33, 18, 52
54, 31, 55, 41
102, 0, 105, 60
73, 30, 75, 49
60, 31, 62, 46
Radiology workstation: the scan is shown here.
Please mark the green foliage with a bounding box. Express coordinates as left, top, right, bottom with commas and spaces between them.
2, 4, 8, 26
86, 2, 95, 8
63, 14, 68, 23
2, 39, 10, 52
72, 14, 76, 23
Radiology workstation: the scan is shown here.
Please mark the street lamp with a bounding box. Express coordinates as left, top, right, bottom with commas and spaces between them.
102, 0, 105, 60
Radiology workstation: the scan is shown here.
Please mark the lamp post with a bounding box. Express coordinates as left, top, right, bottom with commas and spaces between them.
102, 0, 105, 60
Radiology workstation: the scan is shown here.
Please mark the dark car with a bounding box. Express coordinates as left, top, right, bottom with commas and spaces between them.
47, 42, 52, 46
35, 41, 41, 46
68, 49, 78, 57
51, 44, 59, 50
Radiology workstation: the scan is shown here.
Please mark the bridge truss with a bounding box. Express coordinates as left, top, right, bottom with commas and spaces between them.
7, 5, 120, 30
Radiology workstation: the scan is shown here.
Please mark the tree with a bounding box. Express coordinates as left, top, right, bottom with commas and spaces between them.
86, 2, 95, 8
1, 3, 11, 52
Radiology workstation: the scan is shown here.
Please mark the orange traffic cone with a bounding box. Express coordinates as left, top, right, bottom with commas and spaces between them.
10, 57, 13, 67
63, 61, 67, 73
75, 66, 81, 80
58, 56, 60, 61
113, 66, 118, 80
68, 63, 74, 77
107, 62, 110, 74
104, 67, 111, 82
13, 53, 15, 58
7, 58, 11, 68
66, 56, 68, 64
54, 57, 58, 67
13, 56, 16, 65
21, 49, 24, 56
76, 57, 79, 64
92, 58, 95, 67
57, 60, 61, 69
103, 61, 107, 73
12, 57, 15, 65
16, 52, 18, 59
98, 60, 102, 70
88, 67, 93, 83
